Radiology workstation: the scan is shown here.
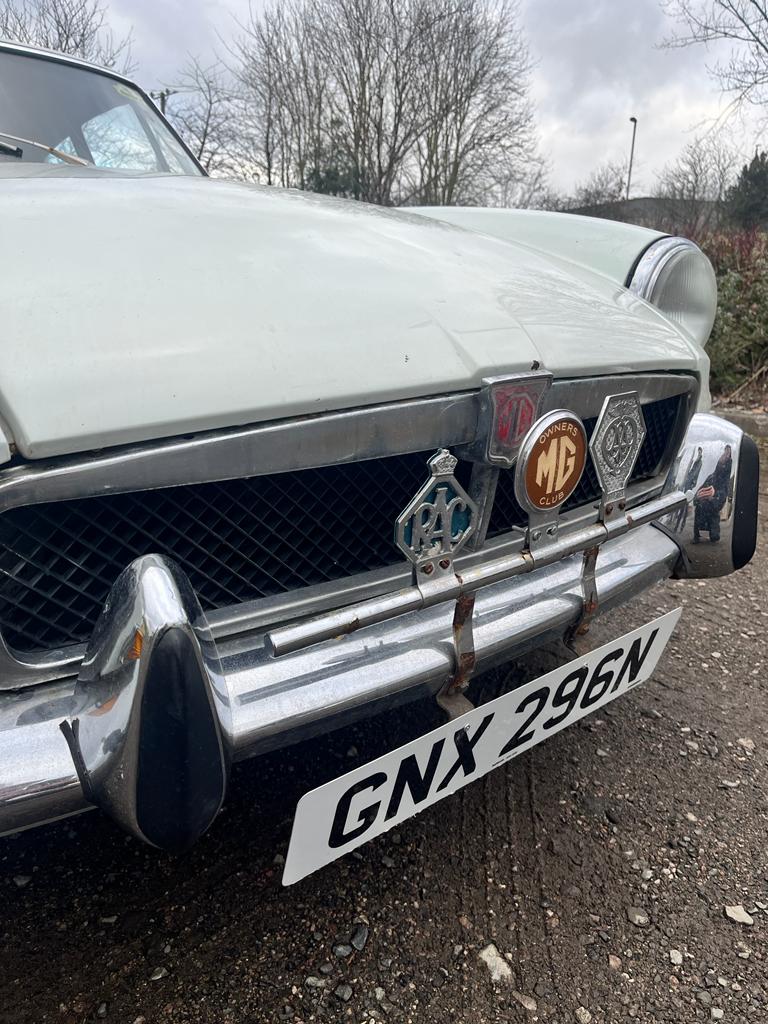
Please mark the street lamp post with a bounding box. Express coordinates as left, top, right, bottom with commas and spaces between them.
626, 116, 638, 201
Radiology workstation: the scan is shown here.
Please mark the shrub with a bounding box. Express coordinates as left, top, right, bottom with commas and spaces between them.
693, 229, 768, 393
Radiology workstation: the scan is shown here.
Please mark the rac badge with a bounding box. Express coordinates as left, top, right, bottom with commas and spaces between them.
514, 410, 587, 513
395, 449, 478, 566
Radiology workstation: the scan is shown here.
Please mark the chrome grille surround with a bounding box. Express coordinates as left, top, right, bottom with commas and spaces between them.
0, 373, 697, 690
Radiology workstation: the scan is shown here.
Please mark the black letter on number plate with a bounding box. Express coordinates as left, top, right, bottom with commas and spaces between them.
329, 773, 387, 849
385, 739, 445, 821
498, 687, 549, 757
611, 629, 659, 692
436, 714, 494, 793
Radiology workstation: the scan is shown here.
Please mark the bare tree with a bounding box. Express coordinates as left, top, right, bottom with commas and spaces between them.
534, 187, 570, 212
230, 0, 542, 205
654, 132, 738, 232
314, 0, 434, 204
165, 59, 239, 176
230, 0, 332, 188
0, 0, 133, 72
476, 152, 550, 209
661, 0, 768, 117
406, 0, 536, 206
570, 161, 627, 210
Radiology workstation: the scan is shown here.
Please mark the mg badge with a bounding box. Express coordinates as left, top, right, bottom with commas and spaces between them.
514, 410, 587, 514
589, 393, 646, 512
395, 449, 478, 567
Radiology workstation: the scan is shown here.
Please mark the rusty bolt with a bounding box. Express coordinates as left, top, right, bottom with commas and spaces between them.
618, 499, 626, 510
439, 558, 451, 570
422, 563, 434, 575
605, 503, 614, 515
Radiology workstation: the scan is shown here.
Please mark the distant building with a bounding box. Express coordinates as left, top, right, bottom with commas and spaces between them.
570, 196, 725, 236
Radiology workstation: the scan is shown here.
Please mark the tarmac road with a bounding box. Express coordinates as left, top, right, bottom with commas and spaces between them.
1, 445, 766, 1024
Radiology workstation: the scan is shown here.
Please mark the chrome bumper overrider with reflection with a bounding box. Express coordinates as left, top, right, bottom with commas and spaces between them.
0, 414, 758, 847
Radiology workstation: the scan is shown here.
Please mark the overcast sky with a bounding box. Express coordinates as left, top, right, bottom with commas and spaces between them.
111, 0, 760, 194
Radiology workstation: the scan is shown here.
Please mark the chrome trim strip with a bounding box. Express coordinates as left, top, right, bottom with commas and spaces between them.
0, 524, 683, 836
0, 375, 694, 515
0, 393, 479, 511
0, 373, 697, 690
466, 464, 500, 550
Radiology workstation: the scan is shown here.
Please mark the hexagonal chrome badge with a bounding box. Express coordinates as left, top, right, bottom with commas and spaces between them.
395, 449, 479, 566
589, 392, 647, 503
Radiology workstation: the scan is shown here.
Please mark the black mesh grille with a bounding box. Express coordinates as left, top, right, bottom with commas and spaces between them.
0, 394, 681, 654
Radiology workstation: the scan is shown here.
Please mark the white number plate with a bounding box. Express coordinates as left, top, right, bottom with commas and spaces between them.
283, 608, 680, 885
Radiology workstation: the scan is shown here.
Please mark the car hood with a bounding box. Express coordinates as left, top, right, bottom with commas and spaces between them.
0, 170, 702, 459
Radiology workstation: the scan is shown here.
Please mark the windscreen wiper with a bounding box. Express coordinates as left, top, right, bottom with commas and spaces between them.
0, 139, 22, 158
0, 131, 91, 167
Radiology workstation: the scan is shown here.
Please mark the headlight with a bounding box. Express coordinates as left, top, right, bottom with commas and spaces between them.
627, 236, 717, 348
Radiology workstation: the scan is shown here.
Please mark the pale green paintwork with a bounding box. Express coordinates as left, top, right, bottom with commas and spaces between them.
409, 207, 666, 285
0, 171, 708, 459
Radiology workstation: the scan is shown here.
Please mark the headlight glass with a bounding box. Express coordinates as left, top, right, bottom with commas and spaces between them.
628, 237, 717, 348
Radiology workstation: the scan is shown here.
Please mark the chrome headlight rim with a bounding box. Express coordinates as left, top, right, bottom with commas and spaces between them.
627, 236, 700, 298
627, 235, 717, 348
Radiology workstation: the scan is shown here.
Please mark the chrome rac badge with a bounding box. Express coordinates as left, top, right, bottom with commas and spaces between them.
589, 392, 646, 518
395, 449, 478, 568
514, 410, 588, 514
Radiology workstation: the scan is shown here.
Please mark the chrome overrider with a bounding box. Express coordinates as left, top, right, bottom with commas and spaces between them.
60, 557, 231, 852
660, 413, 759, 578
0, 412, 757, 846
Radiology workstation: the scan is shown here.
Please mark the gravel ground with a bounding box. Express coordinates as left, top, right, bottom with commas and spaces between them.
1, 445, 766, 1024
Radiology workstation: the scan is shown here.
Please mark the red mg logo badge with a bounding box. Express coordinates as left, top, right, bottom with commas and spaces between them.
479, 372, 552, 468
493, 384, 538, 447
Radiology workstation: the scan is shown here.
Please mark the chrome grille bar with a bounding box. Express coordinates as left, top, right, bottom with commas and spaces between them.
266, 489, 687, 657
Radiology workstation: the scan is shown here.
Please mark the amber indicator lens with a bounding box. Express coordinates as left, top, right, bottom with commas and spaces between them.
522, 414, 587, 511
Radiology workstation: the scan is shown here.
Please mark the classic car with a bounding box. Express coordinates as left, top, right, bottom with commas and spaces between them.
0, 41, 758, 884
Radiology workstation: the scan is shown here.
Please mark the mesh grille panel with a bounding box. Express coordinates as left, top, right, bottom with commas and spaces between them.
0, 395, 681, 654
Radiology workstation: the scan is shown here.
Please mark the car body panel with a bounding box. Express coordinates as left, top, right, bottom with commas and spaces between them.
409, 207, 665, 286
0, 170, 705, 459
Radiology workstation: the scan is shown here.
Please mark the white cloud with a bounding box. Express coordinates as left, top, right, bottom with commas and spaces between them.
522, 0, 760, 194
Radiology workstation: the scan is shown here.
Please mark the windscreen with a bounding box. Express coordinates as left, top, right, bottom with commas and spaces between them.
0, 49, 201, 174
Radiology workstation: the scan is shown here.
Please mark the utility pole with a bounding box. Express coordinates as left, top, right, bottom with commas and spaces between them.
150, 88, 178, 115
626, 116, 638, 201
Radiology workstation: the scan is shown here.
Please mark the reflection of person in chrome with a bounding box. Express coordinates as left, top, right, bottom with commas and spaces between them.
693, 445, 733, 544
674, 446, 705, 531
684, 447, 704, 491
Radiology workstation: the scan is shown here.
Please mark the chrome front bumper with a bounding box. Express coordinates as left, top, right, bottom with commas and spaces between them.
0, 412, 758, 846
1, 521, 682, 841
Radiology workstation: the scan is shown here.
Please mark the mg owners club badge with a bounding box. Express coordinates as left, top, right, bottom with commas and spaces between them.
514, 410, 587, 513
